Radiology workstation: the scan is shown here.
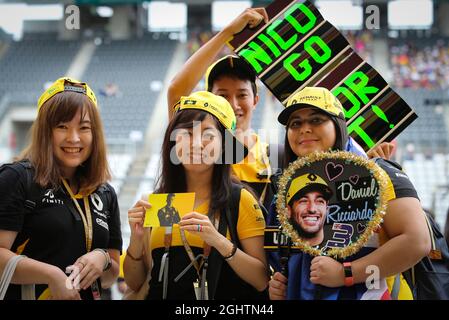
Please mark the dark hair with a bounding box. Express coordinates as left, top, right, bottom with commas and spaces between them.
155, 109, 234, 216
211, 69, 257, 97
19, 89, 111, 195
283, 110, 348, 167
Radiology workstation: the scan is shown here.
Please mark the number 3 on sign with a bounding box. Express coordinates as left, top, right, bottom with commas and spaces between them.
325, 223, 354, 248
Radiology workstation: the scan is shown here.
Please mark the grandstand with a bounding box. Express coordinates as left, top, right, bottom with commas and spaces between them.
83, 34, 176, 140
0, 0, 449, 299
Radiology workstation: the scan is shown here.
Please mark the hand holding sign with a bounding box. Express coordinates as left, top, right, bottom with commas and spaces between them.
128, 198, 152, 239
224, 8, 269, 37
228, 0, 417, 152
276, 151, 389, 258
144, 193, 195, 227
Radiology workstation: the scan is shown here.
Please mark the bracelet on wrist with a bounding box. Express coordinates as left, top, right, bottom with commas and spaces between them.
93, 248, 112, 271
222, 243, 237, 261
126, 248, 143, 261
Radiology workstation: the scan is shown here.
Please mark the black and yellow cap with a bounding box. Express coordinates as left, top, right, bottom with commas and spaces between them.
205, 55, 257, 93
278, 87, 345, 125
286, 173, 333, 206
37, 77, 97, 111
174, 91, 248, 164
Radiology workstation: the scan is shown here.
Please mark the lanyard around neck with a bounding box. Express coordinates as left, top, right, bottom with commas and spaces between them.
62, 179, 93, 252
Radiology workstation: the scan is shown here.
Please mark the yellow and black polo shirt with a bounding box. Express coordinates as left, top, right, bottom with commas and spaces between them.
146, 188, 265, 299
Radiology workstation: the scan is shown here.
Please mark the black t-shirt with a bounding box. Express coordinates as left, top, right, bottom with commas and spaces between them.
0, 162, 122, 300
373, 158, 419, 200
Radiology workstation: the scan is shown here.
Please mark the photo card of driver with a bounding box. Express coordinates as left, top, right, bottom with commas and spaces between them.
144, 193, 195, 227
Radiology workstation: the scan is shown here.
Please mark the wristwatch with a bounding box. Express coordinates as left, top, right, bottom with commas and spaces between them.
343, 262, 354, 287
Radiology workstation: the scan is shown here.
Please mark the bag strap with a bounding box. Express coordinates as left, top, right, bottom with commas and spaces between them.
206, 209, 228, 299
267, 143, 285, 171
226, 183, 242, 247
392, 210, 436, 298
206, 183, 242, 299
15, 161, 40, 214
0, 162, 37, 300
423, 212, 436, 253
1, 162, 42, 300
390, 274, 401, 300
0, 255, 34, 300
0, 255, 25, 299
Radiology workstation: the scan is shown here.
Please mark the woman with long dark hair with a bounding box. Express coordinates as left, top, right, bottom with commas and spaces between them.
124, 91, 268, 299
268, 87, 430, 300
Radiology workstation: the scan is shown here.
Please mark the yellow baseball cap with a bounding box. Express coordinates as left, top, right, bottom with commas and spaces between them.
174, 91, 248, 163
37, 77, 97, 111
286, 173, 333, 206
205, 55, 257, 93
278, 87, 345, 125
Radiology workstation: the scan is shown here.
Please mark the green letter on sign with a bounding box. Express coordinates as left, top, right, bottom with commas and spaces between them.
348, 116, 375, 149
284, 53, 312, 81
267, 20, 297, 51
304, 36, 332, 64
240, 41, 273, 73
333, 86, 361, 119
258, 33, 281, 58
345, 71, 379, 104
285, 3, 317, 35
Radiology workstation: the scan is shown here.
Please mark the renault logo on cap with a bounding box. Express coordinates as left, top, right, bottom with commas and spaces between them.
184, 99, 196, 105
299, 95, 320, 101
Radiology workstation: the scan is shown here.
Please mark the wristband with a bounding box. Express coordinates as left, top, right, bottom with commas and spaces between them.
126, 248, 143, 261
343, 262, 354, 287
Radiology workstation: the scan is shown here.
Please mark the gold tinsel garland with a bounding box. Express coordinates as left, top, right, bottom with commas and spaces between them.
275, 150, 389, 259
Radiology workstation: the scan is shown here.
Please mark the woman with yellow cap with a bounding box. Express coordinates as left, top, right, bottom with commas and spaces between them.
0, 77, 122, 300
124, 91, 268, 299
268, 87, 430, 300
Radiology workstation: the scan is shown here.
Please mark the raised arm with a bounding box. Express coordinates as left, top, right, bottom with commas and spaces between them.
167, 7, 268, 117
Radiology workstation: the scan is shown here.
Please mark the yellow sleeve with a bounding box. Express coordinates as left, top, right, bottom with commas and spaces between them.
386, 274, 414, 300
119, 251, 125, 279
384, 174, 396, 202
236, 188, 266, 240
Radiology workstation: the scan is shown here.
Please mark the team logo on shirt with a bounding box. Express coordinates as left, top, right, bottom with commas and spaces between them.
90, 193, 103, 211
41, 189, 64, 205
96, 218, 109, 231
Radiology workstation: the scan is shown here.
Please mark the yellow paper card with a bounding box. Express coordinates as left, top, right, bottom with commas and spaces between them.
144, 193, 195, 227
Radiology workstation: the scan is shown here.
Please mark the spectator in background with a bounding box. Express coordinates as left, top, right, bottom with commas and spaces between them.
390, 41, 449, 90
100, 83, 121, 98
